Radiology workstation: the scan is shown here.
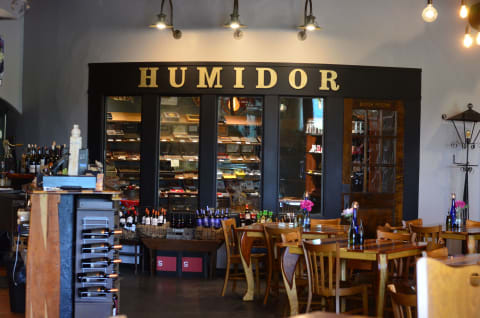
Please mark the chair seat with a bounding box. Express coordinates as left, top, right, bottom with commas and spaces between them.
317, 281, 368, 297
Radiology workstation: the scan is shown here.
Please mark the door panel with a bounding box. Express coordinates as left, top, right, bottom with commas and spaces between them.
342, 99, 404, 237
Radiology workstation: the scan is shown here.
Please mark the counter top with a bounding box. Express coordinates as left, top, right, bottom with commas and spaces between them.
29, 188, 121, 196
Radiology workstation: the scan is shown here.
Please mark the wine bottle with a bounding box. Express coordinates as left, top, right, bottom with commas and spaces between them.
82, 228, 121, 239
446, 210, 452, 230
29, 145, 36, 174
245, 204, 252, 225
159, 209, 164, 225
358, 220, 364, 245
78, 287, 119, 298
348, 216, 356, 247
449, 193, 456, 228
81, 257, 122, 268
81, 243, 122, 254
77, 271, 118, 282
119, 209, 126, 228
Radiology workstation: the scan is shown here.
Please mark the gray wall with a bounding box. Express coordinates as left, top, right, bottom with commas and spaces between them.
18, 0, 480, 223
0, 0, 23, 112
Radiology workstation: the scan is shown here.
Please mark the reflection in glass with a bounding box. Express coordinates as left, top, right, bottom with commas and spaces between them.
382, 110, 397, 136
367, 110, 381, 136
216, 96, 263, 213
158, 96, 200, 212
105, 96, 142, 200
382, 138, 395, 164
382, 167, 395, 193
367, 166, 381, 192
279, 97, 324, 214
367, 137, 381, 164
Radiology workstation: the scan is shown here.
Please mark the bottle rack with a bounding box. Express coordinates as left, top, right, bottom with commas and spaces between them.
74, 198, 119, 318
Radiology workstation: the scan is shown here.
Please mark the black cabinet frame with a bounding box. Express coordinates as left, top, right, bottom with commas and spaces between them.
88, 62, 421, 218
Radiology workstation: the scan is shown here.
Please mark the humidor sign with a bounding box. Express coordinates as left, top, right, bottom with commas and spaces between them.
138, 66, 340, 92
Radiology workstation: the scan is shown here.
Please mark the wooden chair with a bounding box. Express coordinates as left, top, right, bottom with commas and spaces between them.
416, 256, 480, 317
377, 230, 415, 279
302, 240, 368, 315
387, 284, 417, 318
466, 219, 480, 227
409, 224, 443, 245
403, 218, 423, 229
221, 218, 265, 297
310, 218, 341, 226
263, 225, 302, 304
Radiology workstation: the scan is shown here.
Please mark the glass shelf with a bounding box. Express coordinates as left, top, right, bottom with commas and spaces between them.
216, 96, 263, 213
158, 96, 200, 212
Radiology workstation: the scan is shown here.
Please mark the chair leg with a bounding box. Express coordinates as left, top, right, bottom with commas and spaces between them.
254, 259, 260, 296
221, 259, 231, 297
362, 286, 369, 315
263, 257, 273, 305
232, 263, 238, 293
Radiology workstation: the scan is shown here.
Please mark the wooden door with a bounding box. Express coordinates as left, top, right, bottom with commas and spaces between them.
342, 99, 404, 237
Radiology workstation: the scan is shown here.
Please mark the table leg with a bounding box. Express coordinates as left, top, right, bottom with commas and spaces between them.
376, 254, 388, 317
281, 247, 300, 316
239, 231, 256, 301
467, 236, 477, 254
150, 248, 154, 276
340, 259, 347, 281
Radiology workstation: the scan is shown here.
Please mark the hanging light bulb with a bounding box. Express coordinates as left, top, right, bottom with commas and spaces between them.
464, 25, 473, 48
422, 0, 438, 22
298, 0, 322, 41
460, 0, 469, 19
476, 32, 480, 45
224, 0, 246, 39
149, 0, 182, 39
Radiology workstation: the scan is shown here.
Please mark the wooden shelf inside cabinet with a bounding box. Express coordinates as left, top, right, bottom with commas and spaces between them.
159, 177, 199, 181
306, 170, 322, 176
106, 158, 141, 162
219, 115, 262, 126
306, 152, 323, 155
217, 140, 261, 145
160, 114, 200, 125
218, 160, 261, 164
107, 112, 141, 123
159, 192, 198, 197
217, 176, 261, 181
106, 139, 141, 143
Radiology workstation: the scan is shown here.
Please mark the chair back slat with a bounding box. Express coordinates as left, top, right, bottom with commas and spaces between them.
310, 218, 341, 226
387, 284, 417, 318
377, 229, 413, 242
264, 226, 301, 261
221, 218, 237, 257
466, 219, 480, 227
409, 224, 442, 245
403, 218, 423, 229
302, 240, 338, 297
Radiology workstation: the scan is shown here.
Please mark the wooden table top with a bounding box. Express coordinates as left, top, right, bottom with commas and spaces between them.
236, 223, 349, 235
442, 225, 480, 235
292, 312, 369, 318
279, 238, 427, 255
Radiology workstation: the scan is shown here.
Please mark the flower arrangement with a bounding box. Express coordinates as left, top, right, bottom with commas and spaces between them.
342, 208, 354, 221
455, 200, 467, 210
300, 199, 314, 212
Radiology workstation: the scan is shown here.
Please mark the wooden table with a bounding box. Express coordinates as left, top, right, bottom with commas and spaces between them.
292, 312, 369, 318
432, 253, 480, 266
440, 225, 480, 254
279, 238, 427, 317
141, 238, 223, 278
236, 223, 348, 302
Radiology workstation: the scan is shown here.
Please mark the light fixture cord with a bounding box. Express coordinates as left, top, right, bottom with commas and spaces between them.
233, 0, 239, 16
169, 0, 174, 28
304, 0, 313, 20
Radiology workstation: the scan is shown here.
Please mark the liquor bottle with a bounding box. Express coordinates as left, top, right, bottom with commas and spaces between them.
239, 211, 246, 227
35, 146, 41, 173
77, 271, 119, 283
81, 257, 122, 268
352, 201, 359, 233
29, 145, 36, 174
267, 211, 273, 223
446, 210, 452, 230
159, 209, 164, 225
82, 228, 121, 239
214, 210, 221, 229
152, 210, 158, 226
449, 193, 456, 228
78, 287, 119, 298
126, 210, 133, 228
81, 243, 122, 254
224, 208, 229, 221
245, 204, 252, 225
358, 220, 364, 245
145, 209, 151, 225
348, 216, 356, 247
119, 209, 126, 228
260, 211, 266, 224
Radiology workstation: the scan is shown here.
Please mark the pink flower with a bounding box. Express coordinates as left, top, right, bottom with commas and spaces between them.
455, 200, 466, 209
300, 199, 314, 212
342, 208, 353, 217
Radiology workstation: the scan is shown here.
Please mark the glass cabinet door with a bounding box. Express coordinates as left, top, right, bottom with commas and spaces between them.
216, 96, 263, 213
105, 96, 142, 200
158, 96, 200, 212
278, 97, 324, 214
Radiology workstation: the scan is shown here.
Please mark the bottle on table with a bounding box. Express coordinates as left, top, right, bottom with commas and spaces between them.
245, 204, 252, 225
446, 210, 452, 230
449, 193, 456, 228
358, 220, 364, 245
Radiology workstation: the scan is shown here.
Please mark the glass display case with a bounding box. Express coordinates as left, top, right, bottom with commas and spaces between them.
216, 96, 263, 213
158, 96, 200, 212
278, 97, 324, 214
104, 96, 142, 199
351, 109, 397, 193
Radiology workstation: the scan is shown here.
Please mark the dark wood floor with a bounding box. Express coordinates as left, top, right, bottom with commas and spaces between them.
119, 267, 286, 318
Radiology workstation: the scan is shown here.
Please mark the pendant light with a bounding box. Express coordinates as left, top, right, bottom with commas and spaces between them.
422, 0, 438, 22
298, 0, 322, 41
463, 25, 473, 47
224, 0, 246, 39
149, 0, 182, 39
460, 0, 469, 19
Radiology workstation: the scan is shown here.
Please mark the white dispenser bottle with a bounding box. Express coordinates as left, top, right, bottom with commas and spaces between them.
67, 124, 82, 176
